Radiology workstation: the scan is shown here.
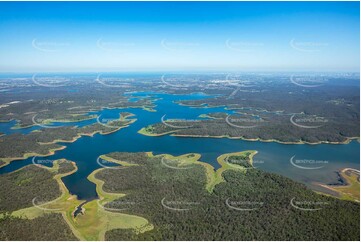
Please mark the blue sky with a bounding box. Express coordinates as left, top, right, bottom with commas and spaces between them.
0, 1, 359, 72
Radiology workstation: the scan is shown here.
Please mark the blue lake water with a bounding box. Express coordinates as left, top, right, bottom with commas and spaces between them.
0, 120, 40, 135
0, 92, 359, 200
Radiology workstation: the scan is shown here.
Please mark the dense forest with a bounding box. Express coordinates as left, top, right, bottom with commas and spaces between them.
0, 74, 359, 240
0, 213, 77, 240
167, 79, 360, 143
93, 152, 360, 240
141, 110, 358, 143
0, 165, 61, 212
0, 78, 155, 128
0, 161, 78, 240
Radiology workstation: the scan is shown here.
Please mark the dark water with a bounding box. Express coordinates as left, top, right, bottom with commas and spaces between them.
0, 92, 359, 200
73, 201, 87, 217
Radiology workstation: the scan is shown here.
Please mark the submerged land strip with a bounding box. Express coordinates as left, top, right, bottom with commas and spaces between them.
317, 168, 360, 202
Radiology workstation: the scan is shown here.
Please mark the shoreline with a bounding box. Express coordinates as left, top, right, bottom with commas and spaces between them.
0, 145, 67, 169
316, 168, 360, 202
9, 158, 153, 241
148, 151, 258, 192
87, 168, 154, 240
138, 128, 177, 137
0, 118, 137, 169
137, 128, 359, 145
173, 134, 359, 145
5, 102, 152, 131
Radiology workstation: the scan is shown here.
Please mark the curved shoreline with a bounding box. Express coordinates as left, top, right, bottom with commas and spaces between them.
148, 151, 258, 192
316, 168, 360, 202
9, 158, 153, 241
137, 128, 359, 145
0, 145, 67, 169
0, 117, 137, 169
4, 100, 153, 131
138, 128, 177, 137
87, 168, 154, 239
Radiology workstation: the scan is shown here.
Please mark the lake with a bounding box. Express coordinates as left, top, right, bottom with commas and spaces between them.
0, 92, 359, 200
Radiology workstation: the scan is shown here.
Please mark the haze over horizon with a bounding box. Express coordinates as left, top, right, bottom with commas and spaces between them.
0, 1, 359, 72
